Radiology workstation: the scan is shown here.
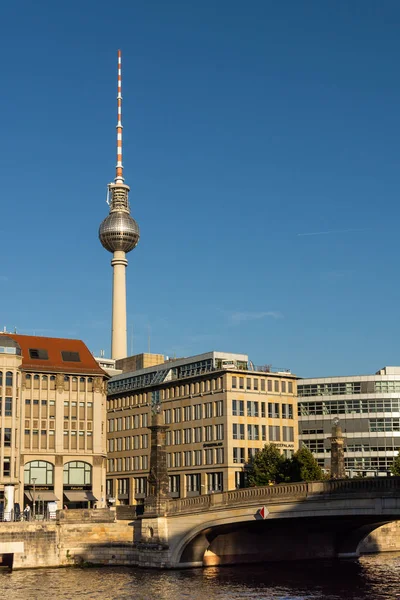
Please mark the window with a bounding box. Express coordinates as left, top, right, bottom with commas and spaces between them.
207, 472, 223, 493
204, 402, 213, 419
247, 424, 259, 441
184, 428, 192, 444
194, 404, 202, 420
169, 475, 180, 494
233, 423, 245, 440
274, 380, 279, 392
24, 460, 54, 485
4, 398, 12, 416
268, 402, 280, 418
215, 400, 223, 417
184, 406, 192, 421
254, 379, 258, 390
184, 451, 192, 466
239, 378, 244, 390
186, 473, 200, 492
215, 424, 224, 440
288, 381, 293, 394
283, 426, 294, 442
233, 447, 245, 463
63, 461, 92, 485
247, 401, 259, 417
61, 351, 81, 362
246, 378, 251, 390
5, 372, 13, 387
141, 434, 148, 449
194, 450, 202, 466
173, 452, 181, 467
174, 430, 182, 445
194, 427, 202, 443
216, 448, 224, 464
232, 400, 244, 416
205, 449, 213, 465
262, 425, 266, 441
267, 380, 272, 392
135, 477, 147, 495
261, 379, 266, 391
232, 376, 237, 389
282, 404, 293, 419
164, 409, 171, 424
269, 425, 280, 441
166, 431, 171, 446
3, 428, 11, 447
261, 402, 266, 418
281, 381, 286, 393
174, 408, 181, 423
29, 348, 49, 360
204, 425, 213, 442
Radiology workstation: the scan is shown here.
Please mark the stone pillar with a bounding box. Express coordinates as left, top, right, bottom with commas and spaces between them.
133, 410, 171, 552
329, 419, 346, 479
144, 411, 171, 516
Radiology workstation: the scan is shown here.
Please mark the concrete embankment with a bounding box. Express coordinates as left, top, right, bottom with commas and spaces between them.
0, 508, 399, 569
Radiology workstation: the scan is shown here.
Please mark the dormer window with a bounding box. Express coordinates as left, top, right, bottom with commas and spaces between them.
61, 351, 81, 362
29, 349, 49, 360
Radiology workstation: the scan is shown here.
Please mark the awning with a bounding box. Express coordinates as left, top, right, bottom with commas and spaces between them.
25, 491, 59, 502
63, 491, 97, 502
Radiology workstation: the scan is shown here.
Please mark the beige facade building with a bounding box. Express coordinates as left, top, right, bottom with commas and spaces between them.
106, 351, 298, 506
0, 333, 108, 516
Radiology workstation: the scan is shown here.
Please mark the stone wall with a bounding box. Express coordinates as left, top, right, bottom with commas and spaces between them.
0, 517, 134, 569
359, 521, 400, 554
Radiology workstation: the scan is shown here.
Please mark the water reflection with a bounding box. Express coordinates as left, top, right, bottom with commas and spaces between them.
1, 553, 399, 600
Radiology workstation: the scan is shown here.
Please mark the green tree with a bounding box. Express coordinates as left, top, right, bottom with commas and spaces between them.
391, 454, 400, 476
247, 444, 288, 486
290, 446, 324, 482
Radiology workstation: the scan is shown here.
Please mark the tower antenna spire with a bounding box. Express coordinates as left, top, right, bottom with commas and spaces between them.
116, 49, 124, 183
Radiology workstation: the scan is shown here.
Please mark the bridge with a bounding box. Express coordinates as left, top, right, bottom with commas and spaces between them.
132, 477, 400, 568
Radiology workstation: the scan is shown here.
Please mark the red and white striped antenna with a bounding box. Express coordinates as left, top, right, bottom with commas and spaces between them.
115, 49, 124, 183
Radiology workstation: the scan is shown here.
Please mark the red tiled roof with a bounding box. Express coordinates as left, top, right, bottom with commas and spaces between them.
2, 333, 106, 376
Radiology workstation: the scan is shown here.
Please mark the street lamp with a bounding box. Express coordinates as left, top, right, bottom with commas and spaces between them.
32, 478, 37, 520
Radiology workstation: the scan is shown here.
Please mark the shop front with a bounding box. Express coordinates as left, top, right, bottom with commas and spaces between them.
63, 461, 97, 509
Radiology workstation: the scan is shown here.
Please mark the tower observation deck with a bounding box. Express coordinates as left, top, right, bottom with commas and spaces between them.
99, 50, 140, 360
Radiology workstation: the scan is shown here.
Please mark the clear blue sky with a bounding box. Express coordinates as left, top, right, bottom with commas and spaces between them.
2, 0, 400, 377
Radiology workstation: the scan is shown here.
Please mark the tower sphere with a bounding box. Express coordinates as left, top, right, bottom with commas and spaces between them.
99, 212, 140, 253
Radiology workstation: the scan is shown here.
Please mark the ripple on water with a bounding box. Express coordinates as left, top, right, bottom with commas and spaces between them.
0, 553, 400, 600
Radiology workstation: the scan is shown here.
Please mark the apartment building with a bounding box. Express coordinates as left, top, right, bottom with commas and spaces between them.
298, 366, 400, 477
0, 333, 108, 513
106, 351, 298, 505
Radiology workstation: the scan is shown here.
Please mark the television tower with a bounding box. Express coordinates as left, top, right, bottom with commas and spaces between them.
99, 50, 140, 360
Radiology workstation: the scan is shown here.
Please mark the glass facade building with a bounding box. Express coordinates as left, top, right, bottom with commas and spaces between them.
298, 366, 400, 476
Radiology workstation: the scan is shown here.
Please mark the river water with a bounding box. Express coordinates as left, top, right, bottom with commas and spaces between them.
1, 553, 400, 600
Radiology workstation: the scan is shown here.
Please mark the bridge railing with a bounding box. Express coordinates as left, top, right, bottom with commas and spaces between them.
166, 476, 400, 516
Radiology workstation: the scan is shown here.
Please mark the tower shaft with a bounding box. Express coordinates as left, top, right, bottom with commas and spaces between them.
111, 250, 128, 360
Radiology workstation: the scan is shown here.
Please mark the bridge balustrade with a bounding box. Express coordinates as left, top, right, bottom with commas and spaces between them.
166, 477, 400, 516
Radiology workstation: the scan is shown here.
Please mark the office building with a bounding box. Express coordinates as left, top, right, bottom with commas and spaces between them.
298, 366, 400, 476
106, 351, 298, 506
0, 332, 108, 513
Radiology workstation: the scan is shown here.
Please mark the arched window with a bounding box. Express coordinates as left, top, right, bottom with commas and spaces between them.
79, 377, 85, 392
50, 375, 56, 390
87, 377, 93, 392
71, 377, 78, 391
41, 375, 48, 390
6, 371, 13, 387
63, 461, 92, 486
24, 460, 54, 485
33, 374, 40, 389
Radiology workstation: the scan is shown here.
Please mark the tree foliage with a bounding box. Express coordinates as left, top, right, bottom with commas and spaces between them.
247, 444, 323, 486
248, 444, 288, 486
391, 454, 400, 476
290, 446, 324, 482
